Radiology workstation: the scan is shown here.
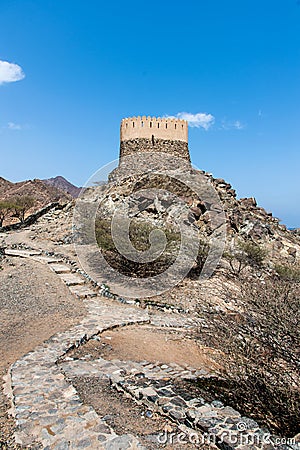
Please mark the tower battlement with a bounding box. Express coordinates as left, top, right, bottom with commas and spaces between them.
109, 116, 191, 181
121, 116, 188, 142
119, 116, 190, 163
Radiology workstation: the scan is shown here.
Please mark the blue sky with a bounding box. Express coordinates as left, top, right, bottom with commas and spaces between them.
0, 0, 299, 227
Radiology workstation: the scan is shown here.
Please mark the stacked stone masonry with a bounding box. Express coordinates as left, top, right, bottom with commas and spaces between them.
119, 116, 191, 164
119, 138, 190, 162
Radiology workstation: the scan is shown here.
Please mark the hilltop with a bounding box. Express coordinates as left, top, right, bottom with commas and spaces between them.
0, 168, 299, 449
0, 176, 80, 226
43, 175, 82, 198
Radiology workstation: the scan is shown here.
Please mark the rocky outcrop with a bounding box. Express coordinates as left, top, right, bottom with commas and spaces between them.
207, 173, 300, 261
43, 175, 82, 198
99, 169, 300, 267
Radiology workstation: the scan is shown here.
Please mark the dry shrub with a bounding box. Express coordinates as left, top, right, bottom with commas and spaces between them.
197, 272, 300, 436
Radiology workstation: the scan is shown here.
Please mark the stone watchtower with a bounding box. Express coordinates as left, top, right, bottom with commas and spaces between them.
119, 116, 190, 162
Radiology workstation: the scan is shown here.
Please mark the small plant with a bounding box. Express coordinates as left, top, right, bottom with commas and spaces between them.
187, 239, 209, 279
275, 263, 300, 282
224, 240, 267, 275
11, 196, 36, 223
0, 200, 15, 227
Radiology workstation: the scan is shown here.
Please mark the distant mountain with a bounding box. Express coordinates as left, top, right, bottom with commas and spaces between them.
0, 177, 72, 205
43, 176, 82, 198
0, 177, 14, 194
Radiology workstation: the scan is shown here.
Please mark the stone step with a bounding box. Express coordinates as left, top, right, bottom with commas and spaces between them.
58, 273, 85, 286
5, 249, 42, 258
68, 285, 97, 298
32, 255, 63, 264
49, 263, 72, 274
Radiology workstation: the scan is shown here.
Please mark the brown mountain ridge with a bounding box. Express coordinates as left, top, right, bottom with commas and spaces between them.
43, 175, 82, 198
0, 176, 80, 225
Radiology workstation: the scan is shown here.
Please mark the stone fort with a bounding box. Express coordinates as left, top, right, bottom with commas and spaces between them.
119, 116, 190, 162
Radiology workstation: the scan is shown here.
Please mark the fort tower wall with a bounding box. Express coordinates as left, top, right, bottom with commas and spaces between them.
120, 116, 188, 142
119, 116, 190, 162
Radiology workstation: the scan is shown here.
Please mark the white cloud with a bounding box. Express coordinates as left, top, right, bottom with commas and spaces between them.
0, 60, 25, 85
175, 112, 215, 130
0, 122, 29, 132
221, 119, 246, 130
7, 122, 22, 130
233, 120, 245, 130
167, 112, 244, 131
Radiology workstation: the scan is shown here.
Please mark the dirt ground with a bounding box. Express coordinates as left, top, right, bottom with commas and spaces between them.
69, 324, 218, 371
70, 376, 212, 449
0, 256, 86, 448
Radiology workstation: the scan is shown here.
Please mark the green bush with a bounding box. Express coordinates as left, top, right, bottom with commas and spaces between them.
275, 263, 300, 282
95, 217, 181, 277
12, 196, 36, 223
224, 240, 267, 275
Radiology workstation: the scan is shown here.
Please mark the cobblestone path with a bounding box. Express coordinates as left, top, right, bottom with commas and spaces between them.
4, 249, 147, 449
3, 248, 298, 450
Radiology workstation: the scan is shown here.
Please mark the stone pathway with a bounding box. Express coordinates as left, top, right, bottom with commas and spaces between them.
60, 358, 210, 382
4, 249, 148, 449
61, 357, 298, 450
110, 373, 285, 450
3, 247, 298, 450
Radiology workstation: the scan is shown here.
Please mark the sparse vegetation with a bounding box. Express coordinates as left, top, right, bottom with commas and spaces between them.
95, 217, 211, 279
0, 200, 14, 227
11, 196, 36, 223
196, 274, 300, 436
275, 262, 300, 282
187, 239, 209, 279
95, 217, 181, 277
0, 197, 37, 226
224, 240, 267, 275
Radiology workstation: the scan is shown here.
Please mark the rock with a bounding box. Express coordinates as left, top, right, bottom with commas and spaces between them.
211, 400, 224, 408
0, 240, 6, 257
169, 409, 185, 421
186, 408, 197, 421
139, 387, 157, 398
287, 247, 297, 258
190, 207, 202, 219
240, 197, 257, 208
104, 434, 145, 450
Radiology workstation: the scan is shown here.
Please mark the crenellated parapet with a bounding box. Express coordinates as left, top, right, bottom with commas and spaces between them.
109, 115, 191, 181
120, 116, 188, 143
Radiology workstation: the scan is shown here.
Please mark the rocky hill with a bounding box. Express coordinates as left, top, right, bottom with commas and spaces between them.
43, 175, 82, 198
0, 176, 73, 226
0, 177, 14, 194
1, 168, 299, 447
87, 169, 300, 267
0, 177, 71, 203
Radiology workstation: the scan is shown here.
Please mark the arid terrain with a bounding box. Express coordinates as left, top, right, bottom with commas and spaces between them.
0, 172, 299, 449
